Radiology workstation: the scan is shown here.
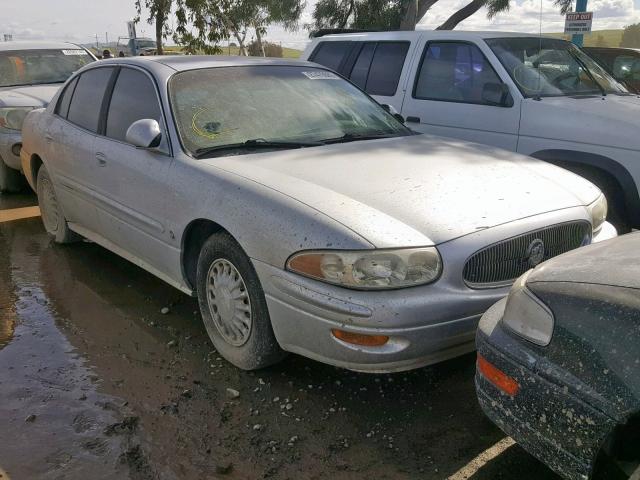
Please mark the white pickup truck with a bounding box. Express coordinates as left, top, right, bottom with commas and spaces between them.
301, 31, 640, 232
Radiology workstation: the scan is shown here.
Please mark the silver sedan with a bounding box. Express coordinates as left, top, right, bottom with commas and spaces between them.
20, 56, 616, 372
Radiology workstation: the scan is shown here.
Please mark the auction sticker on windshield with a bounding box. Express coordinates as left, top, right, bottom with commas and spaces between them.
302, 71, 340, 80
62, 50, 87, 55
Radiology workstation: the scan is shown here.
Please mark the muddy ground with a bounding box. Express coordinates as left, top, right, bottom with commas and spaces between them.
0, 193, 560, 480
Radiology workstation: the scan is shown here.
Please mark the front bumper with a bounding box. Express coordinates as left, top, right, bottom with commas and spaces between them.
475, 300, 616, 480
254, 258, 508, 373
0, 131, 23, 170
593, 221, 617, 243
254, 207, 615, 373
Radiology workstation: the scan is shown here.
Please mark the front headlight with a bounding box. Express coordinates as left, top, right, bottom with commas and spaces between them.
502, 271, 554, 346
286, 247, 442, 290
0, 107, 35, 132
587, 193, 608, 234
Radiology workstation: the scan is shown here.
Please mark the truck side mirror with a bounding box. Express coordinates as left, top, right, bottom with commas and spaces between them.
482, 83, 514, 107
381, 104, 406, 124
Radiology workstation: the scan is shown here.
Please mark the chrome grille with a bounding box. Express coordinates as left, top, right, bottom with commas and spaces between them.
463, 221, 591, 288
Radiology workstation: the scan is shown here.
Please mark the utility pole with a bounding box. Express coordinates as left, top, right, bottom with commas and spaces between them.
105, 32, 109, 45
572, 0, 588, 47
95, 33, 99, 49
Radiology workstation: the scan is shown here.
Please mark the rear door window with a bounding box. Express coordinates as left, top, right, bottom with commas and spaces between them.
310, 41, 353, 72
105, 67, 162, 142
363, 42, 410, 96
67, 67, 114, 132
414, 42, 502, 104
349, 43, 376, 89
55, 76, 79, 118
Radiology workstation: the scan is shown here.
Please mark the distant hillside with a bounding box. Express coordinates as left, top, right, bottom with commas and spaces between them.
546, 29, 624, 47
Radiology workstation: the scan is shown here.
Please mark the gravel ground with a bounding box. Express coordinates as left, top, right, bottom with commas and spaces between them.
0, 193, 559, 480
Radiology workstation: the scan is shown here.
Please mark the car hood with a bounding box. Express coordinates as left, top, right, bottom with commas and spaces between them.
0, 84, 60, 108
202, 134, 600, 247
520, 94, 640, 152
528, 232, 640, 289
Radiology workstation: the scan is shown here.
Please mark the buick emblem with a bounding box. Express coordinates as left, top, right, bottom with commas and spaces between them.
526, 239, 545, 267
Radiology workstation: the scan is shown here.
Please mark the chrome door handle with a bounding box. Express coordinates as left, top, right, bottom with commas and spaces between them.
95, 152, 107, 167
45, 134, 53, 143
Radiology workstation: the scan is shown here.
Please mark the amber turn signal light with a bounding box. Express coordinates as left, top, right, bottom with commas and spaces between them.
331, 329, 389, 347
477, 353, 520, 397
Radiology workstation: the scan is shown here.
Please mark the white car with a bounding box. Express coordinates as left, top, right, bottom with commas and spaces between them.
0, 41, 95, 192
302, 31, 640, 232
21, 57, 615, 373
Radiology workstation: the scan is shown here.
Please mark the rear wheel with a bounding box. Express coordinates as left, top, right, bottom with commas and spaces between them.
36, 166, 79, 243
0, 159, 25, 193
196, 232, 286, 370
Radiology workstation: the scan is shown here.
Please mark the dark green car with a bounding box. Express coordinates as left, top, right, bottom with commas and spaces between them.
476, 233, 640, 480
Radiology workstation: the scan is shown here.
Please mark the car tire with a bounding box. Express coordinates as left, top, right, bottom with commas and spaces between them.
196, 232, 286, 370
36, 166, 79, 244
0, 158, 25, 193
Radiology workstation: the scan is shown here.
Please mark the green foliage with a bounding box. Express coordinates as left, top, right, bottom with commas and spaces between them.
310, 0, 404, 30
620, 23, 640, 48
173, 0, 303, 55
310, 0, 576, 32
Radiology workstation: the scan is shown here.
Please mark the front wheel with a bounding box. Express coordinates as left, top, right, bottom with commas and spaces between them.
196, 233, 286, 370
36, 166, 79, 243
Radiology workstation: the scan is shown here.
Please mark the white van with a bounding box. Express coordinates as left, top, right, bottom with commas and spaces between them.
301, 31, 640, 232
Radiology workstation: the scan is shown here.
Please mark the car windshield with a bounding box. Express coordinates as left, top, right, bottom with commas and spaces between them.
135, 40, 156, 49
0, 49, 94, 88
486, 37, 629, 97
169, 65, 411, 157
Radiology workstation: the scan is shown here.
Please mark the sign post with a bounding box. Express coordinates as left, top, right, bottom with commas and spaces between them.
567, 0, 590, 47
127, 21, 138, 56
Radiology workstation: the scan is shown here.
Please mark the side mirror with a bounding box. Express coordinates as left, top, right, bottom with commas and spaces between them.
125, 119, 162, 149
481, 83, 514, 107
381, 104, 405, 124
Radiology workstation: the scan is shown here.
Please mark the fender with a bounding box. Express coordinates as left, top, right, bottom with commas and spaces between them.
531, 149, 640, 227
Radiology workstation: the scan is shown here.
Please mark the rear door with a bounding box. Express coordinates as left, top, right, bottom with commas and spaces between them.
47, 66, 115, 233
401, 40, 520, 150
90, 66, 174, 274
308, 39, 414, 112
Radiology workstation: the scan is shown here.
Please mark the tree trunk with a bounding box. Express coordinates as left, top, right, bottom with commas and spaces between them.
255, 26, 266, 57
400, 0, 418, 30
437, 0, 486, 30
400, 0, 441, 30
155, 12, 165, 55
234, 30, 248, 56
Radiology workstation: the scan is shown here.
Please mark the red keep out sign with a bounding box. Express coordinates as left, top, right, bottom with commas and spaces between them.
565, 12, 593, 34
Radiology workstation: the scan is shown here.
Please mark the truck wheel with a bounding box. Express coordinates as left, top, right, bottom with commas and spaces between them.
0, 158, 25, 193
196, 232, 286, 370
36, 166, 79, 243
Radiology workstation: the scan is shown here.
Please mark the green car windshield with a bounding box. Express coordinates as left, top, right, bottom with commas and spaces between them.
169, 65, 411, 157
486, 37, 629, 98
0, 49, 94, 87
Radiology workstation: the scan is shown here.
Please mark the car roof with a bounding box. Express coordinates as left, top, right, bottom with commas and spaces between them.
0, 41, 85, 51
97, 55, 320, 72
311, 30, 564, 42
528, 232, 640, 290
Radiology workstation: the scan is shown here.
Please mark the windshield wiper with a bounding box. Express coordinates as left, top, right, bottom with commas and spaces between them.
320, 132, 400, 145
193, 138, 323, 159
570, 51, 607, 97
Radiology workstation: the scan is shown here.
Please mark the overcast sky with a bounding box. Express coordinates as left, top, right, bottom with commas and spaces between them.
2, 0, 639, 49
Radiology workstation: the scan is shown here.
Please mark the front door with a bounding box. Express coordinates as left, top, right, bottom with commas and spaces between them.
401, 40, 521, 151
90, 66, 174, 275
